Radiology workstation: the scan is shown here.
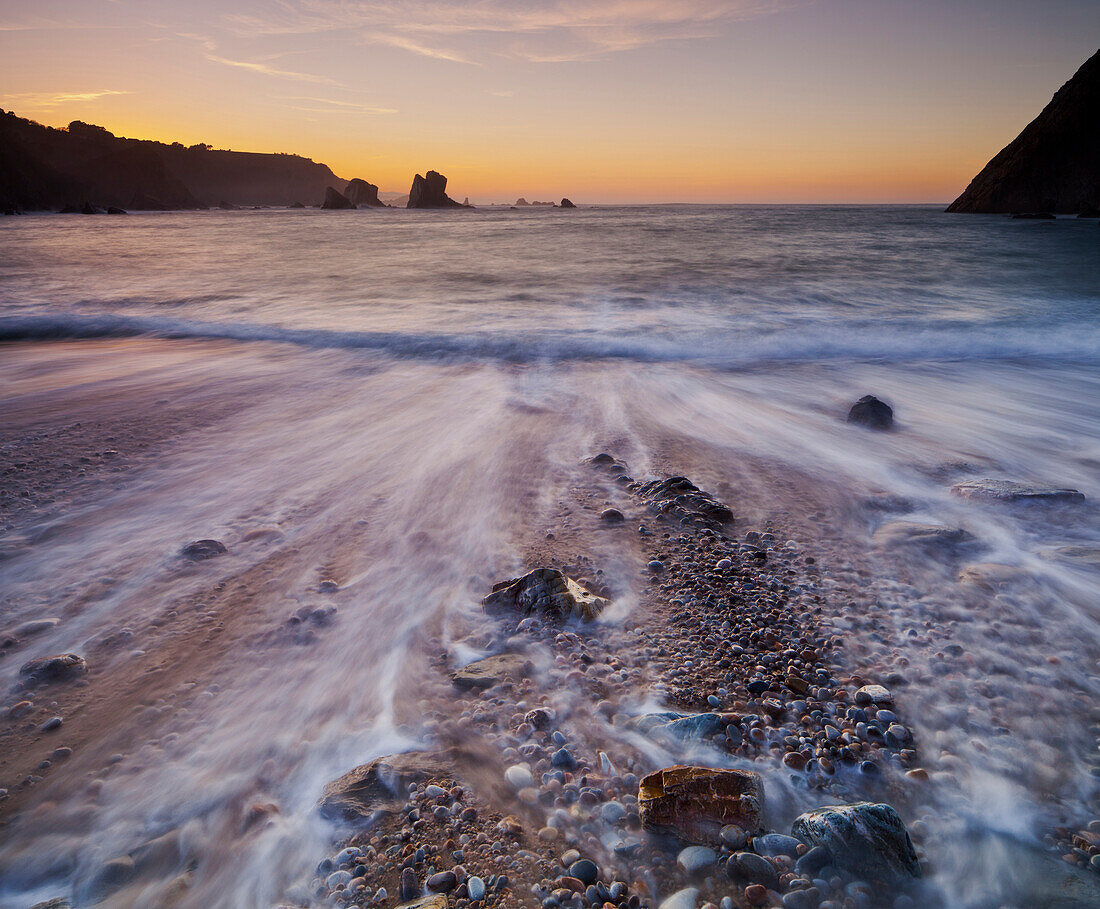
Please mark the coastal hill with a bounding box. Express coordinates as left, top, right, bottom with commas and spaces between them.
0, 110, 344, 210
947, 48, 1100, 214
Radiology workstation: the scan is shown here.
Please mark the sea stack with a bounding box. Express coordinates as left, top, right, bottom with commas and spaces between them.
947, 49, 1100, 214
321, 186, 354, 209
407, 171, 465, 209
344, 178, 384, 207
560, 197, 577, 209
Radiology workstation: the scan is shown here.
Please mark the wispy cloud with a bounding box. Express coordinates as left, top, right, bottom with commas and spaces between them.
1, 89, 132, 109
283, 96, 398, 114
204, 52, 343, 85
224, 0, 799, 64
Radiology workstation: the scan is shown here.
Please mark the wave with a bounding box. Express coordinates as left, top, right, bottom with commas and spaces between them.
1, 312, 1098, 367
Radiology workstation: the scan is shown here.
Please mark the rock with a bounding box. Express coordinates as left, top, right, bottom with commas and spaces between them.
82, 856, 135, 901
426, 870, 457, 892
19, 653, 86, 686
322, 187, 355, 210
29, 900, 70, 909
396, 897, 447, 909
728, 851, 780, 890
345, 178, 385, 207
947, 49, 1100, 214
106, 206, 127, 214
80, 202, 104, 215
957, 562, 1032, 590
14, 618, 60, 636
181, 539, 227, 560
504, 764, 534, 789
795, 844, 831, 876
600, 507, 625, 524
1041, 545, 1100, 569
483, 568, 607, 620
217, 200, 237, 210
569, 859, 598, 884
560, 198, 577, 208
753, 833, 800, 857
630, 712, 726, 742
872, 521, 974, 552
658, 887, 699, 909
950, 479, 1084, 504
319, 751, 455, 821
677, 846, 717, 874
407, 171, 465, 209
846, 395, 894, 430
289, 201, 305, 208
467, 875, 486, 900
452, 653, 531, 690
638, 765, 765, 845
637, 476, 733, 527
854, 684, 893, 707
791, 802, 920, 882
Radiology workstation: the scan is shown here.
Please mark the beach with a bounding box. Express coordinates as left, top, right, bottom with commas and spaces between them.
1, 206, 1098, 908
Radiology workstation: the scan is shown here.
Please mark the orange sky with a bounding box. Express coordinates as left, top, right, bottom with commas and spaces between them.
2, 1, 1098, 203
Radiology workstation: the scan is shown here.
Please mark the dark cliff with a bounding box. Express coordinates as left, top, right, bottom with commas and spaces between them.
0, 111, 344, 210
947, 49, 1100, 214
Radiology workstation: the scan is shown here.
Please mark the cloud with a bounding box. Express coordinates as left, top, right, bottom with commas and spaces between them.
1, 90, 132, 109
283, 96, 398, 114
224, 0, 800, 63
204, 52, 343, 85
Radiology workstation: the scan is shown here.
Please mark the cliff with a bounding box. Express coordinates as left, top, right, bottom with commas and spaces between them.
947, 49, 1100, 214
0, 110, 344, 210
345, 178, 385, 207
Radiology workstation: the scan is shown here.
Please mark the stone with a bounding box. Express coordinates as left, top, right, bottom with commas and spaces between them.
637, 476, 733, 527
846, 395, 894, 430
658, 887, 699, 909
467, 875, 486, 900
19, 653, 86, 686
600, 507, 625, 524
181, 539, 227, 560
407, 170, 465, 209
322, 186, 355, 209
106, 206, 127, 214
426, 870, 457, 892
483, 568, 607, 620
319, 751, 455, 821
345, 178, 385, 207
396, 897, 447, 909
677, 846, 717, 874
947, 50, 1100, 214
452, 653, 531, 690
957, 562, 1032, 590
504, 764, 534, 789
950, 479, 1084, 504
569, 859, 598, 884
753, 833, 800, 857
560, 197, 577, 208
791, 802, 920, 882
727, 852, 779, 890
854, 684, 893, 706
872, 522, 974, 552
638, 765, 765, 845
630, 712, 726, 742
14, 618, 60, 636
83, 856, 135, 901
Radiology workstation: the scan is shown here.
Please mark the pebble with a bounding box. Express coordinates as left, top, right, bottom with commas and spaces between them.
659, 887, 699, 909
40, 716, 63, 732
468, 876, 486, 900
720, 825, 748, 849
426, 870, 457, 892
569, 859, 598, 884
648, 560, 665, 572
677, 846, 717, 874
505, 764, 533, 789
730, 852, 780, 890
744, 884, 768, 906
716, 559, 732, 570
753, 833, 801, 858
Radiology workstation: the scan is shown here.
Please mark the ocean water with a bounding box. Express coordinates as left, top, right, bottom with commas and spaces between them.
0, 205, 1098, 908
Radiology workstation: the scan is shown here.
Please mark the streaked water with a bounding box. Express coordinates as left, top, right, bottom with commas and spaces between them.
0, 206, 1098, 908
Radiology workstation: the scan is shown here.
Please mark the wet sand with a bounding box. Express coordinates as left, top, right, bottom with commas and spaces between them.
1, 339, 1098, 909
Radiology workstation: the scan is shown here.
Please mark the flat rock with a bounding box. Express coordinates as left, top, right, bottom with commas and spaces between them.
950, 479, 1084, 504
19, 653, 86, 686
639, 765, 764, 845
320, 751, 455, 822
396, 897, 447, 909
791, 802, 920, 882
452, 653, 531, 690
872, 521, 975, 552
13, 618, 60, 637
483, 568, 607, 621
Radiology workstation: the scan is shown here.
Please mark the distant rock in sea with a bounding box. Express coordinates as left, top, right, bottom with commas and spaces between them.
407, 171, 466, 209
947, 49, 1100, 214
514, 197, 529, 206
322, 186, 355, 210
560, 197, 576, 208
344, 178, 384, 208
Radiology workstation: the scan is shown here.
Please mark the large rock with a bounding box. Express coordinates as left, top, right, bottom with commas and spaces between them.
950, 479, 1084, 504
322, 186, 355, 210
947, 50, 1100, 214
407, 170, 466, 209
396, 898, 447, 909
345, 178, 384, 207
483, 568, 607, 620
319, 751, 454, 822
560, 197, 577, 209
19, 653, 87, 686
452, 653, 532, 690
872, 521, 975, 552
791, 802, 920, 882
636, 476, 733, 528
181, 539, 227, 560
638, 765, 764, 845
629, 712, 727, 742
846, 395, 893, 430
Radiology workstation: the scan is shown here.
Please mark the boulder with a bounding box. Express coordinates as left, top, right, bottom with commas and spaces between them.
483, 568, 607, 620
319, 751, 455, 822
846, 395, 893, 430
560, 198, 577, 208
322, 186, 355, 210
791, 802, 920, 882
345, 178, 384, 207
638, 765, 765, 845
947, 50, 1100, 214
181, 539, 227, 560
407, 171, 465, 209
452, 653, 532, 690
636, 476, 733, 528
950, 479, 1084, 504
872, 521, 974, 552
629, 712, 727, 742
19, 652, 87, 686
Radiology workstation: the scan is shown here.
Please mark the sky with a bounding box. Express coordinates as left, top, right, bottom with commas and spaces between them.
1, 0, 1098, 203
